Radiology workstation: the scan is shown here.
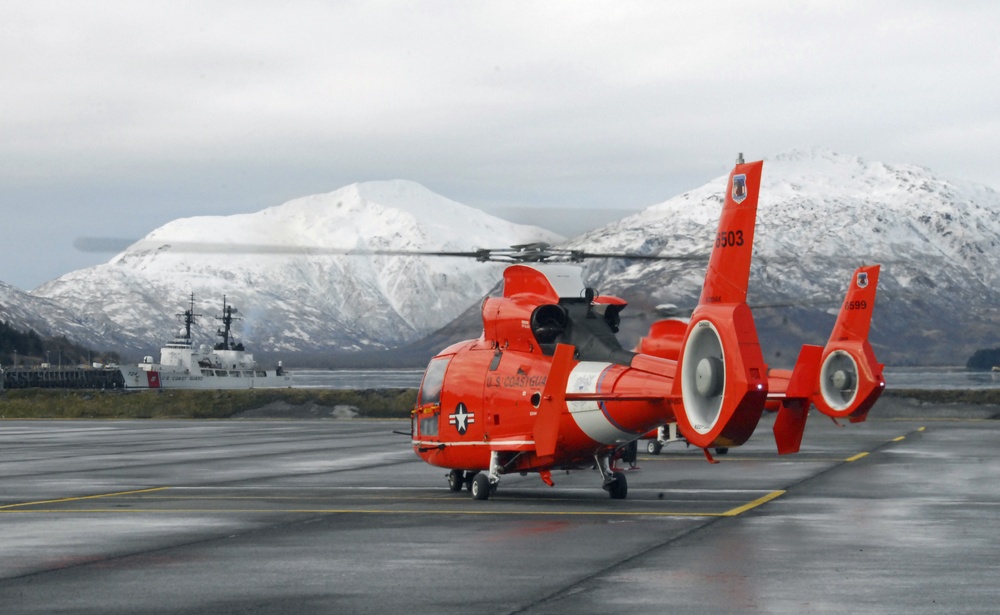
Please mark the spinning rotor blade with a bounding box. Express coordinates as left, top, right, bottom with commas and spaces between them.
74, 237, 491, 258
73, 237, 707, 263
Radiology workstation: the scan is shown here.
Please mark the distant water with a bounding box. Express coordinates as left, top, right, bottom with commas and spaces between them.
884, 367, 1000, 391
285, 367, 1000, 391
288, 368, 425, 389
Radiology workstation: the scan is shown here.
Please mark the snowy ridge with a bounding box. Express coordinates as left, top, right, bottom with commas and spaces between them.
0, 280, 107, 349
12, 151, 1000, 365
32, 180, 563, 355
570, 149, 1000, 365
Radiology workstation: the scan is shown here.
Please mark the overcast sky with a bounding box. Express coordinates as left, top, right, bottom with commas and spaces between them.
2, 1, 998, 291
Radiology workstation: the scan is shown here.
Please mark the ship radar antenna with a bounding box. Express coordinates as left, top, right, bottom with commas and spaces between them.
174, 293, 202, 347
215, 295, 242, 351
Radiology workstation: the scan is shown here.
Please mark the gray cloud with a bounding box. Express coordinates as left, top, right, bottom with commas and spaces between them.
2, 1, 998, 290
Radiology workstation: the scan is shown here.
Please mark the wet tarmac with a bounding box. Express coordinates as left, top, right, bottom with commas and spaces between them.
1, 405, 998, 614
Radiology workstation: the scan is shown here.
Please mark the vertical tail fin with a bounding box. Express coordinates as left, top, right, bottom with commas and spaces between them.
813, 265, 885, 422
672, 157, 768, 449
829, 265, 879, 344
698, 158, 761, 306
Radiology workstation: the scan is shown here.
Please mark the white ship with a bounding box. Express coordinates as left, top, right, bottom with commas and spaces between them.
119, 295, 292, 389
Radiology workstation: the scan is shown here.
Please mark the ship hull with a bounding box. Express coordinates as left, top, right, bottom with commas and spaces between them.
119, 367, 292, 390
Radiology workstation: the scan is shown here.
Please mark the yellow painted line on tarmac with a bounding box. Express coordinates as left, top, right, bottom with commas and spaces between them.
0, 480, 787, 519
0, 507, 752, 518
0, 489, 787, 518
0, 487, 171, 510
720, 490, 785, 516
846, 427, 924, 463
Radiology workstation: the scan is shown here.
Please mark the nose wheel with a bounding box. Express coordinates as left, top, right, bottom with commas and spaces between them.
471, 473, 493, 500
463, 451, 502, 500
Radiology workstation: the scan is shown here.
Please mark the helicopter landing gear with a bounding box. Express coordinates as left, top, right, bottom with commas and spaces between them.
471, 473, 491, 500
646, 423, 684, 455
607, 472, 628, 499
596, 453, 628, 500
471, 451, 503, 500
447, 469, 465, 492
620, 440, 638, 469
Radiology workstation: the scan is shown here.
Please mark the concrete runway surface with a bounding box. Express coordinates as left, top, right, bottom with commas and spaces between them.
1, 410, 998, 614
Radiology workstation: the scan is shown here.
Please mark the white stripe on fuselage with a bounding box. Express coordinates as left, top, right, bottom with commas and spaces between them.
566, 361, 637, 445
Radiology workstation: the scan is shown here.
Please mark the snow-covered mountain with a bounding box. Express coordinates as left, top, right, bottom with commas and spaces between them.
15, 150, 1000, 366
0, 280, 108, 349
32, 180, 563, 356
571, 149, 1000, 366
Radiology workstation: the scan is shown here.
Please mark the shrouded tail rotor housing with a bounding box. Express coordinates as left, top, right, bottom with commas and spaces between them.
819, 350, 858, 411
813, 340, 884, 422
673, 303, 768, 449
681, 320, 725, 433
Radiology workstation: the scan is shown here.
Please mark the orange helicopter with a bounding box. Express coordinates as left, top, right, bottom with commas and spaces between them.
411, 154, 791, 500
638, 264, 885, 456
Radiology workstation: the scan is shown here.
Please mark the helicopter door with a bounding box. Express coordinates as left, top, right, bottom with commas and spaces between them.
484, 350, 503, 429
415, 356, 451, 439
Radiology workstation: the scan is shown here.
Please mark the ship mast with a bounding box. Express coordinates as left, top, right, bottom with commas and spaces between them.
215, 296, 242, 351
171, 293, 201, 348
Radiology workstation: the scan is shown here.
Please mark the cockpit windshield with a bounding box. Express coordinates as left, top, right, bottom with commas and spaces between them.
418, 356, 450, 406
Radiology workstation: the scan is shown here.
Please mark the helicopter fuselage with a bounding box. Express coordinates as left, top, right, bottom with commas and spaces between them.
412, 336, 678, 475
410, 265, 684, 477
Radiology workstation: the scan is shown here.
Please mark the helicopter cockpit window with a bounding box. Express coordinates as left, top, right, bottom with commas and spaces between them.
418, 413, 439, 437
418, 356, 451, 406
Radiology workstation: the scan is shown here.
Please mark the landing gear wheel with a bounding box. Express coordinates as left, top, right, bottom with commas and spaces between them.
471, 473, 492, 501
465, 472, 477, 492
447, 469, 465, 492
715, 447, 729, 455
607, 471, 628, 500
647, 440, 663, 455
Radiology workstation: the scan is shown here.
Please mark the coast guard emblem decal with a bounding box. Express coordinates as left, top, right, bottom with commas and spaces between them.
732, 174, 747, 204
857, 272, 869, 288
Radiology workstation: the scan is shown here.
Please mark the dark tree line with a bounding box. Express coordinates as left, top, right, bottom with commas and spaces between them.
1, 321, 119, 367
966, 347, 1000, 371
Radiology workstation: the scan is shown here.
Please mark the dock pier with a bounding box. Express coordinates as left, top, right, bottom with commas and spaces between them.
1, 367, 126, 390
